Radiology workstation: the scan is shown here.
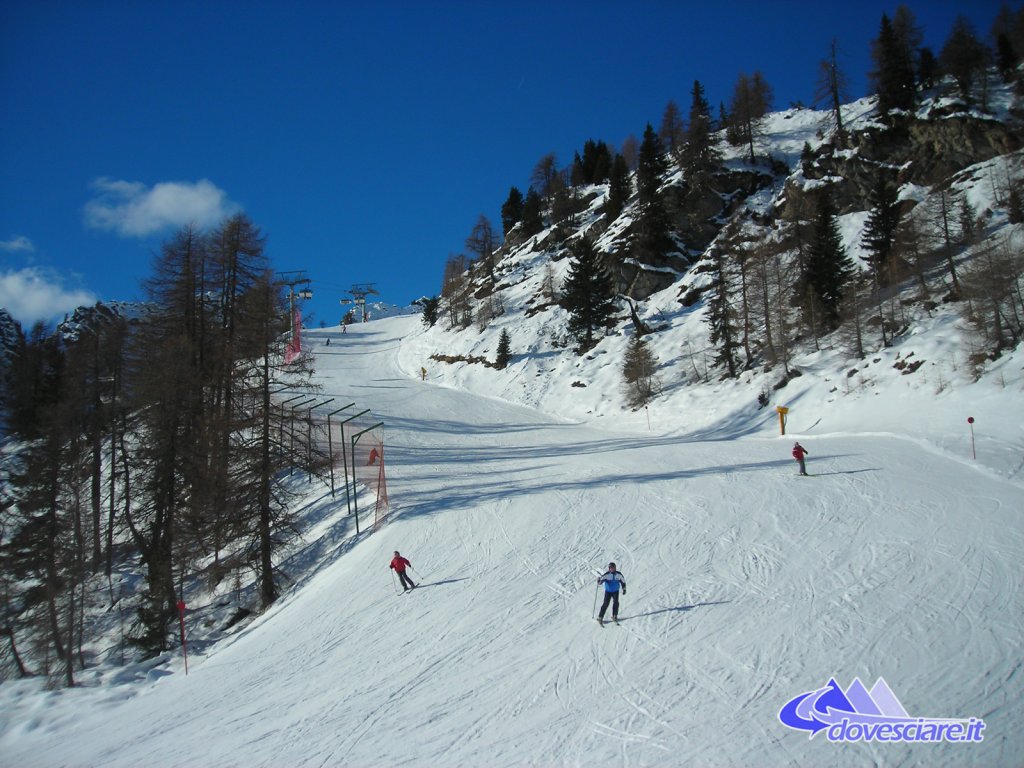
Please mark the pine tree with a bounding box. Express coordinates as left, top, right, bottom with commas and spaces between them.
729, 72, 773, 163
500, 187, 524, 236
992, 4, 1023, 81
871, 13, 916, 116
804, 193, 854, 331
561, 237, 616, 354
531, 153, 559, 204
418, 296, 440, 327
659, 101, 685, 155
838, 272, 872, 358
940, 16, 990, 104
924, 189, 963, 299
441, 254, 473, 328
603, 154, 631, 222
961, 236, 1024, 353
636, 124, 665, 204
861, 173, 902, 285
520, 188, 545, 238
234, 273, 323, 609
704, 246, 740, 378
549, 171, 575, 227
621, 334, 660, 409
917, 47, 939, 89
495, 329, 512, 369
1008, 185, 1023, 224
996, 33, 1019, 82
126, 223, 224, 653
571, 151, 586, 188
620, 134, 639, 172
465, 214, 497, 282
206, 214, 270, 569
3, 339, 89, 683
122, 318, 197, 654
958, 197, 977, 245
579, 139, 612, 185
633, 124, 674, 263
681, 80, 721, 194
861, 175, 904, 348
816, 39, 850, 143
892, 5, 924, 74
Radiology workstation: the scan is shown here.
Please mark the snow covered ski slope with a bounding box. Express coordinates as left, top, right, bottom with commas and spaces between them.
2, 315, 1022, 767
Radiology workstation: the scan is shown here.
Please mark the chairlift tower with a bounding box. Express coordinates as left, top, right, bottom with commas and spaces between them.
343, 283, 379, 323
277, 271, 313, 340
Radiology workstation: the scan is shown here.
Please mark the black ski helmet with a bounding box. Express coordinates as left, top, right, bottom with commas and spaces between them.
608, 562, 616, 569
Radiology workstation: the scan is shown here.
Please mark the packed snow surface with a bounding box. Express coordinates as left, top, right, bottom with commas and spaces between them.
1, 315, 1022, 767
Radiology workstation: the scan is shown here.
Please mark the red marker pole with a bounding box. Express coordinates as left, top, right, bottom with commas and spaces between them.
967, 417, 976, 460
177, 600, 189, 675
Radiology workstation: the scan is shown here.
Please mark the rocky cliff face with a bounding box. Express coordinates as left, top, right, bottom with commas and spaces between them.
56, 301, 153, 343
781, 110, 1022, 218
599, 166, 780, 301
488, 86, 1022, 309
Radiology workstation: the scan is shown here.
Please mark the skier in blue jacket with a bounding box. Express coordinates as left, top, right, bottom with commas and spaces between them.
597, 562, 626, 624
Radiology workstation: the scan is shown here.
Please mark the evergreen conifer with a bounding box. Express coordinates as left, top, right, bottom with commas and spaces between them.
603, 154, 631, 222
495, 329, 512, 369
622, 334, 660, 408
634, 124, 674, 263
861, 173, 902, 285
561, 237, 616, 353
501, 187, 524, 237
805, 193, 854, 330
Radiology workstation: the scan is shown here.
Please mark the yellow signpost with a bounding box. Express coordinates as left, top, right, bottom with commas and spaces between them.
776, 406, 789, 435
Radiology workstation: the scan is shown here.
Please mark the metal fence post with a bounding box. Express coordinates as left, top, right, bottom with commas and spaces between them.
336, 409, 370, 516
326, 403, 356, 497
350, 422, 384, 536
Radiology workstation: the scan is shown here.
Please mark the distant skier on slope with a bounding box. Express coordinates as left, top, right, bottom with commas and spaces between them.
596, 562, 626, 624
390, 551, 416, 591
792, 441, 809, 476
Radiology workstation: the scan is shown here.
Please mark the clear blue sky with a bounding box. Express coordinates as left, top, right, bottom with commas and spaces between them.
0, 0, 1003, 328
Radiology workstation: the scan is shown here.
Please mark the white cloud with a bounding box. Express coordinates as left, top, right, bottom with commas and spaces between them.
0, 267, 96, 327
83, 177, 239, 237
0, 235, 36, 253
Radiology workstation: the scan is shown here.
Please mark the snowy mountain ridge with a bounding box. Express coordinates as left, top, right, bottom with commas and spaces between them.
406, 83, 1024, 482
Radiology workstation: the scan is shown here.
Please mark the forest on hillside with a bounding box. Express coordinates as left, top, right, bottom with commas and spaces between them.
432, 5, 1024, 402
0, 215, 328, 685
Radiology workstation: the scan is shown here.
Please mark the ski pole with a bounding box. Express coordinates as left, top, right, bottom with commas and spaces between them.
390, 569, 401, 595
592, 583, 601, 619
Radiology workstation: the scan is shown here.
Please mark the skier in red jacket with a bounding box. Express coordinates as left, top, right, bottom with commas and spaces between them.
390, 551, 416, 591
792, 442, 809, 476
